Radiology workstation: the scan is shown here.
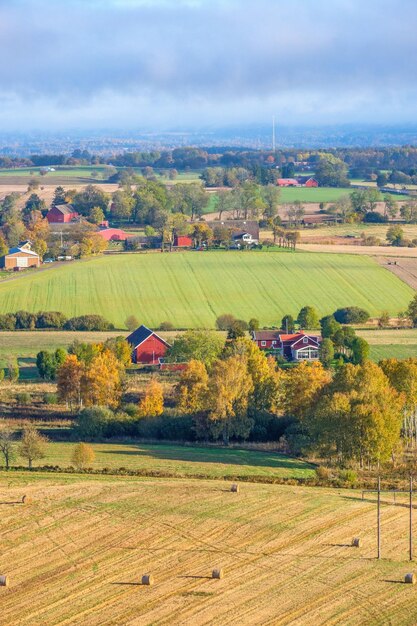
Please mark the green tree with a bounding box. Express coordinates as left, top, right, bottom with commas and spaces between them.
319, 338, 334, 368
386, 225, 404, 246
281, 314, 295, 333
297, 306, 319, 330
125, 315, 139, 331
166, 330, 224, 368
407, 294, 417, 328
351, 337, 370, 364
19, 425, 48, 469
320, 315, 341, 339
227, 319, 249, 339
248, 318, 260, 332
89, 206, 105, 224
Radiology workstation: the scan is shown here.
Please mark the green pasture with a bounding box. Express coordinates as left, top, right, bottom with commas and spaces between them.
16, 441, 315, 479
279, 187, 352, 203
356, 329, 417, 361
0, 250, 412, 328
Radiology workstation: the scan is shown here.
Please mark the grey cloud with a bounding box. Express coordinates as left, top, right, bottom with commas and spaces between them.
0, 0, 416, 127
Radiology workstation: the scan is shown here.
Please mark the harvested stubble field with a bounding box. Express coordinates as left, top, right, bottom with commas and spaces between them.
0, 251, 412, 328
1, 473, 417, 625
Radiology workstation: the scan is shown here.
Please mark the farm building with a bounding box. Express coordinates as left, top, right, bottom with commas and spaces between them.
297, 176, 319, 187
46, 204, 79, 224
97, 227, 134, 242
252, 330, 321, 361
0, 240, 40, 270
173, 235, 193, 247
209, 220, 259, 244
277, 178, 299, 187
277, 177, 319, 188
126, 325, 171, 364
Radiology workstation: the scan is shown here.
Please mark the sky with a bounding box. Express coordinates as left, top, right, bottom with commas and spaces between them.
0, 0, 416, 131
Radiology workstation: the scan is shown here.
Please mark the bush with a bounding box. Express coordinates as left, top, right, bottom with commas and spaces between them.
36, 311, 67, 329
215, 313, 236, 331
315, 466, 332, 481
15, 392, 31, 405
159, 321, 174, 331
363, 211, 387, 223
339, 469, 357, 485
333, 307, 370, 324
64, 315, 114, 331
0, 313, 16, 330
74, 406, 115, 440
44, 392, 58, 405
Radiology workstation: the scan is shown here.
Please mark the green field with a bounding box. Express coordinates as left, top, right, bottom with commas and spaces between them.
15, 441, 315, 479
357, 329, 417, 361
279, 187, 353, 203
0, 251, 412, 328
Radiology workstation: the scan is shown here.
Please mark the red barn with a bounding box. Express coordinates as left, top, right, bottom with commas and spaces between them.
97, 227, 133, 241
173, 235, 193, 247
46, 204, 79, 224
126, 325, 171, 364
277, 178, 299, 187
297, 176, 319, 187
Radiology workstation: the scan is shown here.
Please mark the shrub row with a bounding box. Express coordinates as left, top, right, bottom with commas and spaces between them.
0, 311, 114, 331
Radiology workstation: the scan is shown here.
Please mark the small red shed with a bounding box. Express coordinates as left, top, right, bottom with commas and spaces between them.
126, 325, 171, 364
173, 235, 193, 247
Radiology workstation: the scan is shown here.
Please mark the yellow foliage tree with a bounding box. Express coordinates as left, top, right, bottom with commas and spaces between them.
282, 361, 331, 423
71, 442, 95, 470
81, 350, 122, 408
205, 355, 253, 444
175, 359, 208, 415
137, 378, 164, 418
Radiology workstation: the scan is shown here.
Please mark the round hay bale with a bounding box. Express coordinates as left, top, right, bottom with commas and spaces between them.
0, 576, 9, 587
231, 484, 239, 493
405, 573, 416, 585
212, 568, 224, 580
352, 537, 361, 548
141, 574, 154, 586
22, 495, 32, 505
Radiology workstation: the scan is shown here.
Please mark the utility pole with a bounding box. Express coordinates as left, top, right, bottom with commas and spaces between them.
410, 475, 413, 561
377, 476, 381, 560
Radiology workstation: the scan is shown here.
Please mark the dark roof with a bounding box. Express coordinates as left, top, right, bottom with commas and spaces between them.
297, 176, 317, 184
52, 203, 76, 215
126, 324, 171, 349
252, 330, 281, 341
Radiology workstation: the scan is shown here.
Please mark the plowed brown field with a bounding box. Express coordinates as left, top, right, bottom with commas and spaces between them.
1, 474, 416, 625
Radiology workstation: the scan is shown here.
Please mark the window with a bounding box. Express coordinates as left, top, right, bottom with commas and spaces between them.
303, 336, 308, 344
261, 341, 266, 347
272, 340, 276, 346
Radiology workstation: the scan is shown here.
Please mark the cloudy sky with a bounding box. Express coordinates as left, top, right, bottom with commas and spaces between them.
0, 0, 416, 130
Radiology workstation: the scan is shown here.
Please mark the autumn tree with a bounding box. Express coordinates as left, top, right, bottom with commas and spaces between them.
81, 350, 123, 408
311, 362, 403, 465
71, 442, 95, 470
19, 424, 48, 469
175, 359, 209, 415
137, 378, 164, 418
57, 354, 84, 411
380, 358, 417, 447
205, 355, 253, 444
282, 361, 331, 424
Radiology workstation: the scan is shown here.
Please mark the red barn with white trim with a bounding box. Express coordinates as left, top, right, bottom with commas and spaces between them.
126, 325, 171, 364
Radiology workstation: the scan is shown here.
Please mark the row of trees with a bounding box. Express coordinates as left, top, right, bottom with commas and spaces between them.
0, 311, 113, 331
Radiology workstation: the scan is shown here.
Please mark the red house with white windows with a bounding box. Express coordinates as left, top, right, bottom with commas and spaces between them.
46, 204, 79, 224
252, 330, 321, 361
277, 177, 319, 188
126, 325, 171, 364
